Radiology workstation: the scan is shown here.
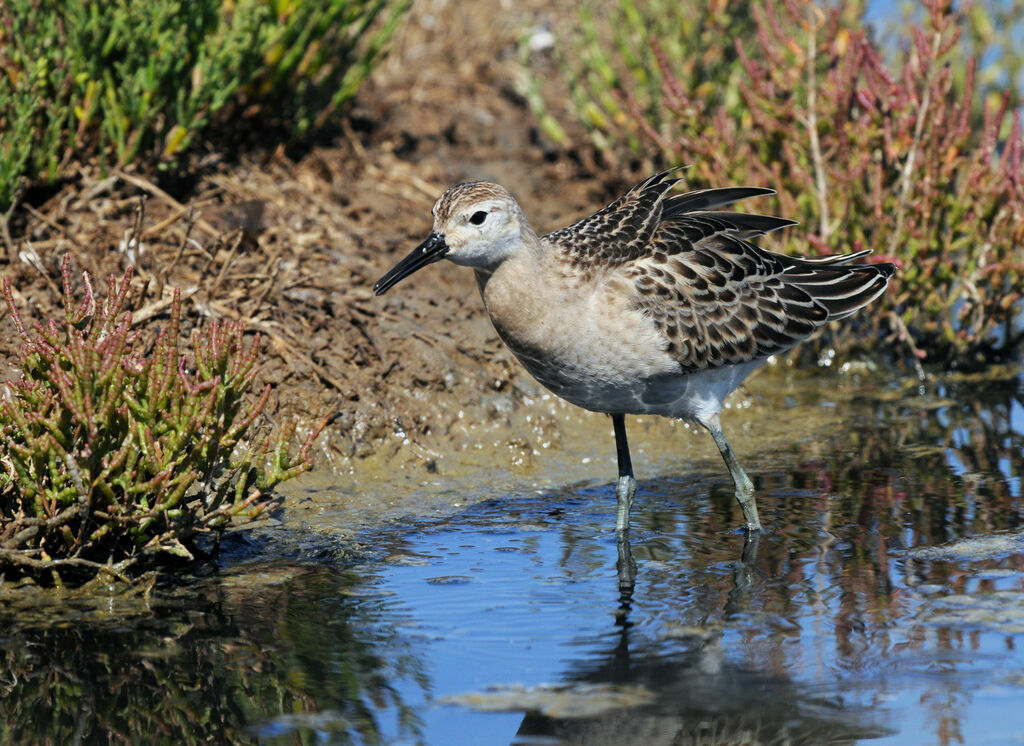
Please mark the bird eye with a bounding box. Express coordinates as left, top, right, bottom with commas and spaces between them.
469, 210, 488, 226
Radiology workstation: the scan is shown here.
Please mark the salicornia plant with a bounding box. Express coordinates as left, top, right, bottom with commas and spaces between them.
0, 0, 409, 208
550, 0, 1024, 367
0, 255, 322, 585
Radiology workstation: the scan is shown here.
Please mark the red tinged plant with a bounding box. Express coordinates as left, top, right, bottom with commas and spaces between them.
0, 255, 323, 585
556, 0, 1024, 368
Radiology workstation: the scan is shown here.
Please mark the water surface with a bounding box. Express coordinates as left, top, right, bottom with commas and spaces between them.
2, 370, 1022, 745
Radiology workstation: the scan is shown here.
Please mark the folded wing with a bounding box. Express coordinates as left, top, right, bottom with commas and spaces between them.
626, 193, 894, 372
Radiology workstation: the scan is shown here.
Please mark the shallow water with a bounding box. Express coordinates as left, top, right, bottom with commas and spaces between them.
2, 370, 1023, 745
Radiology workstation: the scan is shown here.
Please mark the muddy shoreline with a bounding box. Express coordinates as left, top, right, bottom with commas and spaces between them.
268, 363, 908, 553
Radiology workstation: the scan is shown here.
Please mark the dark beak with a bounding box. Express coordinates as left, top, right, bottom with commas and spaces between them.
374, 233, 449, 295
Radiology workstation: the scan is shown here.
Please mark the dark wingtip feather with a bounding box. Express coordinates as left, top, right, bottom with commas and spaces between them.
690, 211, 798, 237
663, 186, 775, 215
784, 264, 895, 320
875, 262, 897, 278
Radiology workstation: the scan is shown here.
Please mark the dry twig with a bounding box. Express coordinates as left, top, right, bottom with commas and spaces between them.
114, 169, 220, 237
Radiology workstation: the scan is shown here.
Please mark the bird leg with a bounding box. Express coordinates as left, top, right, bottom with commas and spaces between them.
612, 414, 636, 534
703, 414, 761, 531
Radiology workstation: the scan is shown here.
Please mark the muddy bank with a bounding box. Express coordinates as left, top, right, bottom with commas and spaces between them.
269, 359, 1021, 550
0, 1, 603, 471
272, 363, 909, 548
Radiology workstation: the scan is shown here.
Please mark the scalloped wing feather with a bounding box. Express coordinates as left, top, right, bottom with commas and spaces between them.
629, 223, 895, 372
542, 172, 895, 372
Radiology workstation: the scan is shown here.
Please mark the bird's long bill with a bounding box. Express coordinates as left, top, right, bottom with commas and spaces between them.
373, 233, 449, 295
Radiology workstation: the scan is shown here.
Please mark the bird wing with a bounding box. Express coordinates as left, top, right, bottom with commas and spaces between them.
545, 171, 895, 372
544, 170, 789, 270
628, 214, 895, 372
543, 171, 679, 269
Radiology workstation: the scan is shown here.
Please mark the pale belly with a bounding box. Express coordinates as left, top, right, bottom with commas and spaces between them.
486, 296, 762, 423
478, 262, 763, 424
501, 330, 763, 423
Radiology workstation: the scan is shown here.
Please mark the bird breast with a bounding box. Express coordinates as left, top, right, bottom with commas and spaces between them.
475, 256, 686, 414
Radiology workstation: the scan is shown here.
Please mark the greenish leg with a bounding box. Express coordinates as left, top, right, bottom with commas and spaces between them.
616, 528, 637, 599
704, 414, 761, 532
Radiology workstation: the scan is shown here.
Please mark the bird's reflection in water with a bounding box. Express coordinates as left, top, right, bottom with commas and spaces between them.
516, 531, 892, 746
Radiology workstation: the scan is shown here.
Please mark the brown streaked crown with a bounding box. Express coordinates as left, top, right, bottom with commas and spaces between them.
433, 181, 515, 225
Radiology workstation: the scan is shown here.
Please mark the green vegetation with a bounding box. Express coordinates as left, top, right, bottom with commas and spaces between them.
549, 0, 1024, 368
0, 0, 408, 208
0, 255, 323, 586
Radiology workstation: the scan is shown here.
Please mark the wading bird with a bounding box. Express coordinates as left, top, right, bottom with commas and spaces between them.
375, 172, 895, 533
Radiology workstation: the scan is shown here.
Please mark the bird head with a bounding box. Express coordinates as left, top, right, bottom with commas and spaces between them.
374, 182, 530, 295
